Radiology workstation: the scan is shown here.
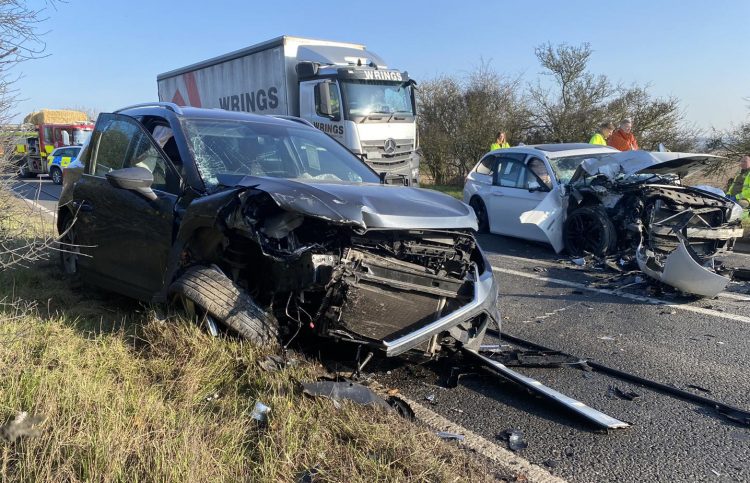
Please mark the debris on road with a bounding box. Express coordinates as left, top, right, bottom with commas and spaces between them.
571, 257, 586, 267
685, 384, 712, 394
597, 336, 616, 341
424, 394, 437, 405
301, 380, 391, 410
543, 459, 559, 468
498, 429, 528, 452
608, 386, 641, 401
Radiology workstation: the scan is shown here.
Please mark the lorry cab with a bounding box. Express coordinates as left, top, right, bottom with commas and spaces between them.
156, 36, 421, 186
296, 56, 419, 186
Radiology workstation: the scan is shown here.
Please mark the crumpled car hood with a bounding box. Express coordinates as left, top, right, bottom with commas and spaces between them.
576, 151, 720, 181
217, 174, 478, 230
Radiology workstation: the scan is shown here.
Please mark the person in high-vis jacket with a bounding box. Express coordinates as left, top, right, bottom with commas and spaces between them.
725, 155, 750, 208
490, 131, 510, 151
589, 121, 614, 146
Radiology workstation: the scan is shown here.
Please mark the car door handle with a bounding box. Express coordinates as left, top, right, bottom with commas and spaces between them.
73, 200, 94, 212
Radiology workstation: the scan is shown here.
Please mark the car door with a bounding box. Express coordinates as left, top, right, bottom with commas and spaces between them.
487, 155, 554, 242
71, 113, 181, 300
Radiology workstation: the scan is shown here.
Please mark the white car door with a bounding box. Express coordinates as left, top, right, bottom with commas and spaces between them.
488, 155, 554, 242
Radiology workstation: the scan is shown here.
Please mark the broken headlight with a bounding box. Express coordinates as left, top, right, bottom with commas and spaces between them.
728, 202, 744, 223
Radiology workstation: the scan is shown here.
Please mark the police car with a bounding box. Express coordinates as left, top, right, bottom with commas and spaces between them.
47, 146, 82, 185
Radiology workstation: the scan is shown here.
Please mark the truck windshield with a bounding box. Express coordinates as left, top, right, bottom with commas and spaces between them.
340, 80, 415, 118
73, 129, 92, 146
182, 119, 380, 189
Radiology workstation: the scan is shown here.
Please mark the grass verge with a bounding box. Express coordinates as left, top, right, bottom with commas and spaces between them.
0, 234, 495, 481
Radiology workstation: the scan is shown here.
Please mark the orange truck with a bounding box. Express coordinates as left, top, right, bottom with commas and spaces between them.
16, 109, 94, 178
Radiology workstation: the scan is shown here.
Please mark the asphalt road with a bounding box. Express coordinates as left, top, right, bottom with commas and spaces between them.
13, 179, 750, 482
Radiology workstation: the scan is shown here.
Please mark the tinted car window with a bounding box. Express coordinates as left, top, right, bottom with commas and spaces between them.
182, 119, 379, 189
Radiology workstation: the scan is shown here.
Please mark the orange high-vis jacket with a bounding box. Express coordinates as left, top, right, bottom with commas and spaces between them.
607, 129, 639, 151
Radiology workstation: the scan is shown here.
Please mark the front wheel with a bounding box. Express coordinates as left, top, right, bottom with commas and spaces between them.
50, 166, 63, 185
563, 206, 617, 257
470, 197, 490, 234
169, 266, 279, 345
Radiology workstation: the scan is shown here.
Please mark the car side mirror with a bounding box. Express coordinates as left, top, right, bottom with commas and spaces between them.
106, 167, 157, 201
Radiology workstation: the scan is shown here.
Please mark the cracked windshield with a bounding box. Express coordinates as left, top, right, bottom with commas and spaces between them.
182, 119, 379, 187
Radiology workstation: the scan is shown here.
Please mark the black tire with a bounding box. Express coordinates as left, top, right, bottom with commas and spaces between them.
563, 206, 617, 257
18, 161, 32, 179
50, 166, 63, 185
59, 216, 80, 277
169, 266, 279, 345
470, 196, 490, 234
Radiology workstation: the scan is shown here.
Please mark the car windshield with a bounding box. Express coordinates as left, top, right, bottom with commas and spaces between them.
340, 80, 415, 118
548, 153, 615, 184
181, 119, 380, 188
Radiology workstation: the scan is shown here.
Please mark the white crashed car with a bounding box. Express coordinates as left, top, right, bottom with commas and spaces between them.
463, 143, 744, 297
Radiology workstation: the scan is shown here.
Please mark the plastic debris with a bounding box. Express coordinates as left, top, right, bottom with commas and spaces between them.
387, 396, 415, 421
250, 401, 271, 424
571, 258, 586, 266
425, 394, 437, 404
301, 380, 391, 410
436, 431, 465, 441
499, 429, 528, 451
0, 412, 44, 442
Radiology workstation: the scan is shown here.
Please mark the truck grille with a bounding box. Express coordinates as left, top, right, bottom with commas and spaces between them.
361, 139, 413, 168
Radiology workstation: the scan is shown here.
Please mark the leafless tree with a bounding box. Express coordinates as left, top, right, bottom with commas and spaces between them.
417, 63, 528, 184
0, 1, 59, 271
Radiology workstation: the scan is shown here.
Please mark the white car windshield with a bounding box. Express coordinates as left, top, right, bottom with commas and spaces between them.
181, 119, 380, 188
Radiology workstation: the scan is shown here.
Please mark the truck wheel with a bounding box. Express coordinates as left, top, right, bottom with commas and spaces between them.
50, 166, 63, 185
169, 266, 279, 345
59, 216, 80, 277
563, 206, 617, 257
18, 161, 32, 179
470, 197, 490, 233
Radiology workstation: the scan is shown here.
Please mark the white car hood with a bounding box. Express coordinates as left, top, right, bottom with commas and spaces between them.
579, 151, 720, 180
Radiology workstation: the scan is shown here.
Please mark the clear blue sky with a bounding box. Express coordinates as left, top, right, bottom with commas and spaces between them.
14, 0, 750, 130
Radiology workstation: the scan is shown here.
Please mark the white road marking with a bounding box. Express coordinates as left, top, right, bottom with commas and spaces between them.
493, 266, 750, 325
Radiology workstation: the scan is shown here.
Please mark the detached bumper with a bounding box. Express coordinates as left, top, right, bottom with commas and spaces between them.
382, 257, 499, 357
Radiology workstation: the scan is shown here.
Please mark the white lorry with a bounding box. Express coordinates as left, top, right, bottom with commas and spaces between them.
157, 36, 419, 185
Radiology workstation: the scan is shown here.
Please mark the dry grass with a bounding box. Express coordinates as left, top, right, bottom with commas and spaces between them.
0, 254, 495, 482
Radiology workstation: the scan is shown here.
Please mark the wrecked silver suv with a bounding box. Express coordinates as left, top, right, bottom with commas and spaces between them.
58, 104, 498, 356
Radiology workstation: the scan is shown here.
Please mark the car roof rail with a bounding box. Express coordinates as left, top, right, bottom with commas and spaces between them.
114, 102, 184, 115
270, 115, 316, 128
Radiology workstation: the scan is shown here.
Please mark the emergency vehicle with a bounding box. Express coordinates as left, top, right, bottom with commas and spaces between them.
16, 109, 93, 178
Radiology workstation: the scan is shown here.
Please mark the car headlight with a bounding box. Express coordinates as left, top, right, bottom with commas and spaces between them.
729, 202, 744, 222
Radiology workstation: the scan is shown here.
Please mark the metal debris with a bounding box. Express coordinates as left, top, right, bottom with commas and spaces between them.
436, 431, 465, 441
301, 380, 391, 410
